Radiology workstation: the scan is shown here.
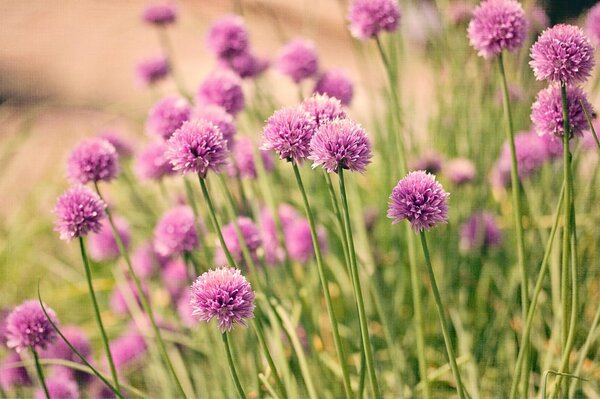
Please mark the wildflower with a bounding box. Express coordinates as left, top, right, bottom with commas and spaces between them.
132, 242, 168, 278
215, 217, 262, 264
67, 138, 119, 184
53, 186, 107, 241
276, 39, 319, 83
228, 137, 274, 179
219, 51, 269, 79
460, 211, 502, 252
141, 2, 177, 26
6, 300, 58, 353
146, 96, 191, 141
261, 106, 317, 163
314, 69, 354, 106
34, 376, 79, 399
285, 218, 328, 263
301, 93, 346, 128
410, 150, 443, 174
0, 353, 31, 391
348, 0, 401, 40
136, 54, 170, 86
153, 206, 199, 257
196, 70, 245, 115
97, 130, 133, 158
445, 158, 476, 185
88, 217, 131, 262
206, 15, 249, 59
134, 142, 175, 181
193, 104, 236, 145
106, 334, 147, 370
41, 326, 91, 383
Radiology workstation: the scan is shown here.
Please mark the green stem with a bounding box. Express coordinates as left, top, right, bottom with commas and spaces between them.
419, 231, 466, 399
157, 28, 190, 100
183, 177, 212, 268
79, 237, 120, 393
291, 162, 353, 399
32, 349, 49, 399
252, 319, 287, 398
338, 168, 380, 399
580, 99, 600, 150
222, 332, 246, 399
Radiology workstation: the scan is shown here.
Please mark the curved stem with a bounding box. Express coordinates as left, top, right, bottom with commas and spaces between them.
222, 332, 246, 399
32, 349, 49, 399
252, 318, 286, 398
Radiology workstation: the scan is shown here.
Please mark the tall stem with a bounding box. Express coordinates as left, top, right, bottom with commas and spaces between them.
32, 349, 49, 399
222, 332, 246, 399
291, 162, 353, 399
252, 318, 286, 398
157, 28, 190, 100
338, 168, 380, 399
419, 232, 466, 399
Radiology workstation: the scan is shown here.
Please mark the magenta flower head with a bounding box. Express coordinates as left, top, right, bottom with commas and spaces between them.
146, 96, 191, 141
67, 138, 119, 184
54, 186, 107, 241
261, 106, 317, 163
193, 104, 237, 145
142, 2, 177, 26
460, 211, 502, 253
34, 376, 79, 399
219, 50, 269, 79
445, 158, 477, 186
6, 300, 58, 353
531, 85, 594, 139
135, 142, 175, 181
314, 69, 354, 106
206, 15, 248, 59
154, 205, 199, 257
530, 24, 595, 84
136, 54, 170, 86
492, 131, 547, 186
215, 217, 262, 265
190, 267, 255, 332
166, 119, 230, 177
387, 171, 450, 232
41, 326, 91, 383
467, 0, 528, 58
348, 0, 401, 40
97, 130, 133, 159
301, 93, 347, 128
196, 70, 245, 115
106, 334, 147, 370
88, 217, 131, 262
285, 218, 328, 263
0, 353, 31, 391
276, 39, 319, 83
309, 118, 372, 173
586, 3, 600, 43
132, 242, 167, 278
228, 137, 274, 179
410, 150, 443, 174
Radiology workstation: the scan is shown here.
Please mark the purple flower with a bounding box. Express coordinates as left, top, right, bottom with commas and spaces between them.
53, 186, 107, 241
162, 259, 188, 301
467, 0, 528, 58
314, 69, 354, 106
387, 171, 450, 232
206, 15, 249, 59
259, 208, 284, 265
136, 54, 170, 86
193, 104, 237, 145
540, 133, 565, 160
530, 24, 595, 84
445, 158, 476, 185
410, 150, 443, 175
88, 217, 130, 262
142, 2, 177, 26
35, 376, 79, 399
135, 142, 175, 181
309, 118, 372, 173
166, 119, 230, 177
492, 131, 548, 187
219, 51, 269, 79
196, 70, 245, 115
460, 211, 502, 252
261, 106, 317, 163
228, 137, 274, 179
6, 300, 58, 353
586, 3, 600, 43
276, 39, 319, 83
177, 291, 197, 327
348, 0, 401, 40
285, 218, 328, 263
106, 334, 147, 370
301, 93, 347, 128
527, 4, 549, 32
97, 130, 133, 158
154, 206, 199, 257
110, 280, 149, 315
41, 326, 91, 383
67, 138, 119, 184
531, 85, 593, 139
146, 96, 191, 141
215, 217, 262, 265
0, 353, 31, 391
132, 242, 168, 278
190, 267, 255, 332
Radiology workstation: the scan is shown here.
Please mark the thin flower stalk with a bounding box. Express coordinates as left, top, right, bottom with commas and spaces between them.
32, 349, 49, 399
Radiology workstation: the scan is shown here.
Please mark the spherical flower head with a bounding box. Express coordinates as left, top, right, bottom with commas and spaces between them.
166, 119, 230, 177
261, 106, 317, 163
35, 376, 79, 399
309, 118, 372, 173
530, 24, 595, 84
460, 211, 502, 252
142, 2, 177, 26
97, 130, 133, 158
540, 133, 564, 160
146, 96, 191, 141
467, 0, 528, 58
301, 93, 347, 128
285, 218, 328, 263
132, 242, 168, 278
193, 104, 237, 145
586, 3, 600, 44
106, 334, 147, 370
206, 15, 249, 59
410, 150, 443, 174
190, 267, 255, 332
154, 205, 199, 257
67, 138, 119, 184
136, 54, 170, 86
348, 0, 401, 40
41, 326, 91, 383
387, 171, 450, 232
196, 70, 245, 115
531, 85, 593, 139
6, 300, 58, 353
0, 352, 31, 391
228, 137, 274, 179
445, 158, 476, 185
493, 131, 547, 186
88, 217, 131, 262
276, 39, 319, 83
135, 142, 175, 181
53, 186, 107, 241
219, 50, 269, 79
215, 217, 263, 264
314, 69, 354, 106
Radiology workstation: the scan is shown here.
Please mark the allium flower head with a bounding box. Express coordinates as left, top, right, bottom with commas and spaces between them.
531, 85, 593, 139
261, 106, 317, 163
154, 205, 199, 257
314, 69, 354, 106
190, 267, 255, 332
135, 142, 175, 181
132, 242, 168, 278
228, 137, 274, 179
106, 334, 147, 370
285, 218, 328, 263
88, 217, 131, 262
142, 2, 177, 26
146, 96, 191, 141
166, 119, 229, 177
41, 326, 91, 383
586, 3, 600, 43
206, 15, 249, 59
387, 171, 450, 232
492, 131, 548, 187
0, 353, 31, 391
54, 186, 107, 241
309, 118, 372, 173
467, 0, 528, 58
540, 133, 564, 160
136, 54, 170, 86
196, 70, 245, 115
193, 104, 236, 145
276, 39, 319, 83
460, 211, 502, 252
97, 130, 133, 158
35, 376, 79, 399
67, 138, 119, 184
530, 24, 595, 84
219, 51, 269, 79
6, 300, 58, 353
215, 217, 262, 265
301, 93, 347, 128
445, 158, 476, 185
410, 150, 443, 174
348, 0, 401, 40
